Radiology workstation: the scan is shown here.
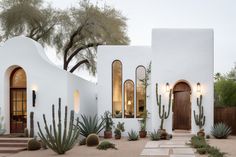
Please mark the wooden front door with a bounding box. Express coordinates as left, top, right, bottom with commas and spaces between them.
173, 82, 191, 130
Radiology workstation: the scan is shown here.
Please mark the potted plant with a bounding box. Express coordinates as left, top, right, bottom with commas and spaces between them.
194, 95, 206, 137
114, 122, 125, 139
138, 110, 149, 138
102, 111, 114, 138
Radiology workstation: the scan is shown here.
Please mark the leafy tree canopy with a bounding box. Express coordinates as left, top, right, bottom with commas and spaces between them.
0, 0, 129, 74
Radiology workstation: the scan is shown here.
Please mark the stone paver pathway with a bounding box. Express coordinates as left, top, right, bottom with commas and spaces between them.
140, 137, 196, 157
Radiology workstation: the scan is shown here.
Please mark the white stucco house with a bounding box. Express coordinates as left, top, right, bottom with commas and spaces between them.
0, 28, 214, 136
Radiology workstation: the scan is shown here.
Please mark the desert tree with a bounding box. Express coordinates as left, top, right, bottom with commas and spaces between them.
0, 0, 59, 46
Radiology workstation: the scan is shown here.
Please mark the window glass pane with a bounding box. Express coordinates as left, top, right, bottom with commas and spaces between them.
112, 61, 122, 118
74, 90, 80, 113
124, 80, 134, 118
136, 66, 146, 118
11, 68, 26, 88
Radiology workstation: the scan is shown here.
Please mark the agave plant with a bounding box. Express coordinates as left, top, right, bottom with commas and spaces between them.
211, 122, 232, 139
150, 130, 161, 141
0, 116, 6, 135
128, 130, 139, 141
78, 114, 105, 137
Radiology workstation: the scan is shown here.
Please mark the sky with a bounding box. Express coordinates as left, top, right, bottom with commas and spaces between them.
45, 0, 236, 75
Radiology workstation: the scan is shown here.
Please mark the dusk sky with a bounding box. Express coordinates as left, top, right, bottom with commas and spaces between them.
45, 0, 236, 74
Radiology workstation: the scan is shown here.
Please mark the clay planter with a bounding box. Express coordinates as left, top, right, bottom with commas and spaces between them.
158, 129, 168, 140
197, 129, 205, 137
104, 130, 112, 139
115, 134, 121, 139
139, 131, 147, 138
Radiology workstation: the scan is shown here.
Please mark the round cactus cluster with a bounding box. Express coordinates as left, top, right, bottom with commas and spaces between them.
27, 139, 41, 151
86, 134, 99, 146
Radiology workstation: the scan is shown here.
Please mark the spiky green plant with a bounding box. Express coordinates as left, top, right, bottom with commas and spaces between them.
0, 115, 6, 135
150, 130, 161, 141
128, 130, 139, 141
194, 95, 205, 129
211, 123, 232, 139
37, 98, 80, 154
116, 122, 125, 132
156, 83, 172, 130
78, 114, 104, 137
102, 111, 113, 131
97, 141, 117, 150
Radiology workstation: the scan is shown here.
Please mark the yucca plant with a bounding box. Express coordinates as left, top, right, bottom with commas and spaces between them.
150, 130, 161, 141
128, 130, 139, 141
211, 122, 232, 139
78, 114, 105, 137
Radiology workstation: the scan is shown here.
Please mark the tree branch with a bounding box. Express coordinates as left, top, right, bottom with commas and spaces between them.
69, 59, 89, 73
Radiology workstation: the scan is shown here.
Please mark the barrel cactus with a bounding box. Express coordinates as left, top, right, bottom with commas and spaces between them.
27, 139, 41, 151
86, 134, 99, 146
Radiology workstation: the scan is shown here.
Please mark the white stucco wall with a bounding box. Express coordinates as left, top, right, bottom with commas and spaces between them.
97, 46, 151, 135
0, 36, 97, 134
151, 29, 214, 134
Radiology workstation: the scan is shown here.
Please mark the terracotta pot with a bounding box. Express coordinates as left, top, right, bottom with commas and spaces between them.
115, 134, 121, 139
158, 129, 168, 140
139, 131, 147, 138
104, 130, 112, 139
197, 129, 205, 137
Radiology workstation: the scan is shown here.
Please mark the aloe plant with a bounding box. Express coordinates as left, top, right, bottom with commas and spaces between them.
128, 130, 139, 141
37, 98, 80, 154
211, 122, 232, 139
150, 130, 161, 141
78, 114, 105, 137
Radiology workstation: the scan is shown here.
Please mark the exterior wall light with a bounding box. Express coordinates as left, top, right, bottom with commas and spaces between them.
166, 83, 170, 92
32, 90, 36, 107
197, 82, 201, 93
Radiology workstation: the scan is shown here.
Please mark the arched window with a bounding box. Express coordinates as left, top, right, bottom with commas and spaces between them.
136, 66, 146, 118
10, 67, 27, 133
73, 90, 80, 113
112, 60, 122, 118
124, 80, 134, 118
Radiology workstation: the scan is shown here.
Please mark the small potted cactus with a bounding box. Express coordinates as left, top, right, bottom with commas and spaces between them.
138, 110, 149, 138
114, 122, 125, 139
102, 111, 114, 138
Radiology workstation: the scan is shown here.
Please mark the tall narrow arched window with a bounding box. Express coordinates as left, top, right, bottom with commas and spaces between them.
124, 80, 134, 118
73, 90, 80, 113
112, 60, 122, 118
136, 66, 146, 118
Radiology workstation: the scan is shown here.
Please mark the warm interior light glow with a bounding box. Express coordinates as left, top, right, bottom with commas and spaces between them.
128, 100, 131, 105
73, 90, 80, 113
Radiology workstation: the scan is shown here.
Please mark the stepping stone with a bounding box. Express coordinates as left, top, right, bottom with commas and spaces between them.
160, 144, 189, 148
162, 141, 186, 145
170, 155, 195, 157
145, 141, 161, 148
140, 148, 169, 156
173, 148, 195, 154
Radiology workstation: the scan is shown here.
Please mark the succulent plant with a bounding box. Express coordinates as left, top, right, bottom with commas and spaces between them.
102, 111, 114, 131
116, 122, 125, 132
86, 134, 99, 146
128, 130, 139, 141
211, 122, 232, 139
97, 141, 117, 150
78, 114, 104, 137
114, 128, 121, 136
150, 130, 160, 141
0, 115, 6, 135
27, 139, 41, 151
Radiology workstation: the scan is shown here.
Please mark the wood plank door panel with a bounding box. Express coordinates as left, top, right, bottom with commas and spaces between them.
173, 91, 191, 130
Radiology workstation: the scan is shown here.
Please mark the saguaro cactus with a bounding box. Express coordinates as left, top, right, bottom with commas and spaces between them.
156, 83, 172, 130
37, 98, 80, 154
194, 95, 205, 129
30, 112, 34, 137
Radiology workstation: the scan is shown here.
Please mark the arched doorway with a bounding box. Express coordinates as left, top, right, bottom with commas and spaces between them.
173, 81, 191, 130
10, 67, 27, 133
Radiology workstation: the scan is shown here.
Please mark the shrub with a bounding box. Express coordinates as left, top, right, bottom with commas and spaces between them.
150, 130, 160, 141
207, 146, 226, 157
86, 134, 99, 146
211, 123, 232, 139
197, 147, 208, 154
97, 141, 117, 150
27, 139, 41, 151
190, 136, 207, 148
128, 130, 139, 141
102, 111, 113, 131
79, 114, 104, 137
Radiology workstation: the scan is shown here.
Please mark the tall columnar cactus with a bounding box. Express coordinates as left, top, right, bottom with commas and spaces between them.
30, 112, 34, 137
37, 98, 80, 154
194, 95, 205, 129
156, 83, 172, 130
